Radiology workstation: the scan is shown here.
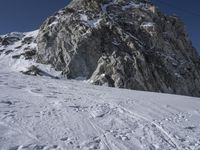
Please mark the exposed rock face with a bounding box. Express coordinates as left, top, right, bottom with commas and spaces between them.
0, 32, 24, 46
36, 0, 200, 97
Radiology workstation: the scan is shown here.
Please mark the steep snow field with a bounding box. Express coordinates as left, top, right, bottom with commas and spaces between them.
0, 32, 200, 150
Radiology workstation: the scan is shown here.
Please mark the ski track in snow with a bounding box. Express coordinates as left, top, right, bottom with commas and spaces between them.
0, 69, 200, 150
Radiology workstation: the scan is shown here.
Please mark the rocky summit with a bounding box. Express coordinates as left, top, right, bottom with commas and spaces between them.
35, 0, 200, 97
2, 0, 200, 97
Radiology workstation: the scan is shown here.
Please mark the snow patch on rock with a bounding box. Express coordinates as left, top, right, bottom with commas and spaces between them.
80, 14, 101, 28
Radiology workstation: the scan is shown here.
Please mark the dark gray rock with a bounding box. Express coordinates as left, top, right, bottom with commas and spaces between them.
21, 65, 59, 79
36, 0, 200, 97
22, 37, 35, 45
5, 50, 14, 55
12, 49, 36, 60
0, 37, 2, 43
0, 32, 24, 46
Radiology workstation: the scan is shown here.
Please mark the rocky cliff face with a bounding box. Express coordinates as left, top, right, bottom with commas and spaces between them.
36, 0, 200, 97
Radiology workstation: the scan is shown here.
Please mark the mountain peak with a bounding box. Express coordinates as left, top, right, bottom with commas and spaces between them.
1, 0, 200, 97
35, 0, 200, 97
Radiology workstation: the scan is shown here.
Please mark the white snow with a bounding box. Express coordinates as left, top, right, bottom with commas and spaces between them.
0, 32, 25, 39
80, 14, 88, 21
0, 30, 200, 150
140, 22, 155, 28
122, 2, 143, 11
0, 57, 200, 149
101, 1, 115, 13
49, 21, 59, 28
101, 4, 108, 13
80, 14, 101, 28
112, 41, 120, 46
0, 30, 61, 77
100, 1, 143, 12
24, 30, 39, 38
140, 22, 156, 36
174, 73, 181, 78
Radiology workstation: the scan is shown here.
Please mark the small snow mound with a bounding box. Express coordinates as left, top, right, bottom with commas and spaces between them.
90, 104, 111, 118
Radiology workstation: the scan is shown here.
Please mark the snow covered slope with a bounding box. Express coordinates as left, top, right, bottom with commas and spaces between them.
0, 30, 60, 77
0, 31, 38, 71
0, 56, 200, 150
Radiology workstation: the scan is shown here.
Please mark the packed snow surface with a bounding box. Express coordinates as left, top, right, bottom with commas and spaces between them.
0, 69, 200, 150
0, 31, 200, 150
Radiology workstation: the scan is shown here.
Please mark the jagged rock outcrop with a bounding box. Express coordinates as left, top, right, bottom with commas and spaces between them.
36, 0, 200, 96
0, 32, 37, 56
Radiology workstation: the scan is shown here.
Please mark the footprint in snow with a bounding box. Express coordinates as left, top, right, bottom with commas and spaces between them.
81, 137, 102, 150
51, 91, 63, 95
30, 88, 43, 93
1, 110, 17, 116
10, 85, 26, 90
47, 86, 57, 89
27, 88, 44, 97
9, 144, 57, 150
108, 128, 131, 141
68, 105, 88, 112
0, 100, 13, 106
60, 137, 80, 148
45, 95, 58, 99
90, 103, 111, 118
184, 126, 196, 131
60, 137, 69, 141
3, 82, 9, 86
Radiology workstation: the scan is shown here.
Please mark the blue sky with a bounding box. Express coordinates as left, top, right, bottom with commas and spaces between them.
0, 0, 199, 53
0, 0, 69, 34
151, 0, 200, 54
